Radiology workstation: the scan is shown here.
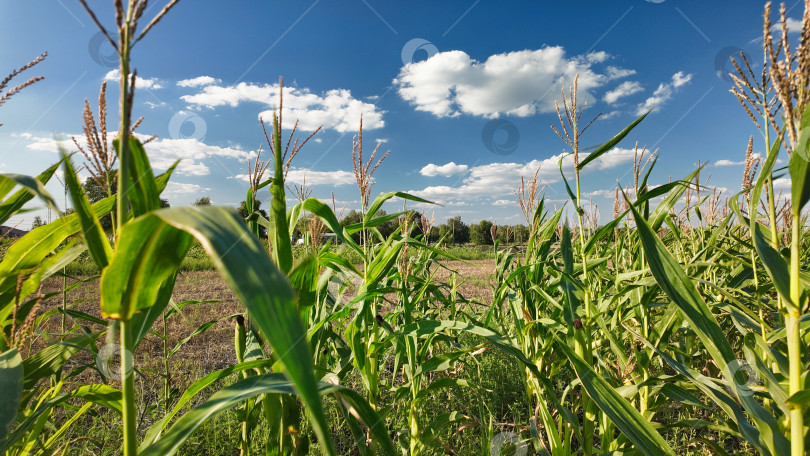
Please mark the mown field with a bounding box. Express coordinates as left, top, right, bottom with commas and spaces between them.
1, 1, 809, 456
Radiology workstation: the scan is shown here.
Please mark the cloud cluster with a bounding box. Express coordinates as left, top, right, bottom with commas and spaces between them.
177, 76, 221, 88
394, 47, 613, 118
603, 81, 643, 104
635, 71, 693, 115
412, 147, 636, 204
104, 69, 163, 90
23, 133, 253, 177
419, 162, 468, 177
180, 82, 384, 132
232, 167, 355, 187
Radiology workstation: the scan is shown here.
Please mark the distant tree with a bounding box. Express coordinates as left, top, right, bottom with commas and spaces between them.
238, 199, 268, 238
160, 198, 170, 208
83, 170, 117, 204
471, 219, 494, 245
514, 224, 530, 244
193, 196, 212, 206
31, 216, 45, 229
439, 216, 469, 245
83, 170, 117, 231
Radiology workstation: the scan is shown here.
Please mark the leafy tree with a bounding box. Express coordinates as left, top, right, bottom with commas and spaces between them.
160, 198, 170, 208
193, 196, 212, 206
514, 224, 530, 244
31, 216, 45, 229
83, 170, 117, 204
83, 170, 117, 231
438, 216, 469, 245
471, 219, 494, 245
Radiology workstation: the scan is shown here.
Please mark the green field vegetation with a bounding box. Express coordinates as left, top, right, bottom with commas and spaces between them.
1, 1, 810, 456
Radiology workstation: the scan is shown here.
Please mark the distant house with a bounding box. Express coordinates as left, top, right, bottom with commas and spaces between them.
0, 226, 28, 238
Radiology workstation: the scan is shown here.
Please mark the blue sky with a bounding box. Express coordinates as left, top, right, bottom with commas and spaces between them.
0, 0, 803, 229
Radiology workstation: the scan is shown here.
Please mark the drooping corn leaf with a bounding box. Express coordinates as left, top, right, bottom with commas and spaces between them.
0, 348, 22, 443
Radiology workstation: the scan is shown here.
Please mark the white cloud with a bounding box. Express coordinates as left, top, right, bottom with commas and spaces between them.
409, 147, 636, 205
603, 81, 643, 104
606, 66, 636, 80
22, 133, 253, 177
177, 76, 221, 88
143, 137, 253, 176
773, 177, 792, 189
232, 167, 355, 186
394, 47, 619, 118
419, 162, 469, 177
104, 69, 163, 90
714, 153, 761, 167
180, 81, 384, 132
493, 199, 513, 206
164, 182, 210, 196
635, 71, 693, 115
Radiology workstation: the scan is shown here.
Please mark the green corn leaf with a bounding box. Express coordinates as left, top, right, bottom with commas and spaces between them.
269, 115, 293, 274
0, 349, 23, 443
364, 191, 433, 223
577, 111, 649, 171
788, 105, 810, 213
0, 195, 113, 277
128, 206, 335, 455
0, 173, 60, 217
120, 137, 161, 217
559, 154, 583, 215
139, 373, 340, 456
556, 340, 675, 456
752, 222, 793, 307
22, 334, 98, 389
0, 159, 62, 226
101, 214, 191, 320
560, 224, 579, 326
140, 359, 275, 449
399, 320, 539, 377
62, 154, 112, 270
627, 193, 789, 456
332, 388, 398, 455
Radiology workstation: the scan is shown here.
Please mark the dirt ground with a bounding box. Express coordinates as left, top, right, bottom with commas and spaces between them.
34, 259, 497, 380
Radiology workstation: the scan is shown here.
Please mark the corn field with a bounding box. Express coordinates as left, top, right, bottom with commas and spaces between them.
0, 1, 809, 455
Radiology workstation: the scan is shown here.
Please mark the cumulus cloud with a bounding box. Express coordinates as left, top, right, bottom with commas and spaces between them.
177, 76, 221, 88
180, 81, 384, 132
773, 177, 792, 189
233, 167, 355, 186
104, 69, 163, 90
603, 81, 643, 104
23, 133, 253, 176
606, 66, 636, 80
409, 147, 636, 205
394, 47, 618, 118
635, 71, 693, 115
714, 153, 761, 167
419, 162, 469, 177
164, 182, 210, 196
